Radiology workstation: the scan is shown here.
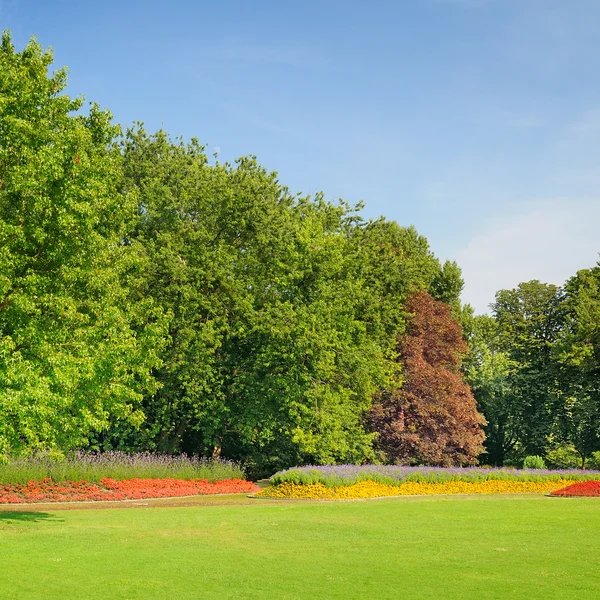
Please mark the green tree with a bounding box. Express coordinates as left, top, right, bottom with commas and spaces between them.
430, 259, 464, 309
462, 313, 518, 465
0, 33, 164, 456
490, 281, 565, 458
553, 262, 600, 466
118, 128, 396, 474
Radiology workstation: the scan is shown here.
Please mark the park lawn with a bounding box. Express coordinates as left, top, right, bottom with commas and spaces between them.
0, 494, 599, 600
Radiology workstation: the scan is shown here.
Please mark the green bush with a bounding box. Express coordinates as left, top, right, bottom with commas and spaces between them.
546, 446, 581, 470
586, 451, 600, 471
522, 455, 546, 469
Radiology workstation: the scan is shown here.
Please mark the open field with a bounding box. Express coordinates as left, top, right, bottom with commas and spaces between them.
1, 494, 599, 599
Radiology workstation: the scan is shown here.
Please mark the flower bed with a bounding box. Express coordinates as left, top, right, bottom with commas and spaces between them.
549, 480, 600, 497
0, 452, 244, 485
0, 477, 259, 504
257, 464, 600, 500
257, 479, 573, 500
269, 464, 600, 487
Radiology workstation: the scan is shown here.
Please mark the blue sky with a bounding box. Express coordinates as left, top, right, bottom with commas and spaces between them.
4, 0, 600, 313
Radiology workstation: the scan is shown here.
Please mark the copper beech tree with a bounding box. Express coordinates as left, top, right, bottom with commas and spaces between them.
369, 291, 486, 465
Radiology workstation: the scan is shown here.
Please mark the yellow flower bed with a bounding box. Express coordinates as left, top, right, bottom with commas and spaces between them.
257, 479, 572, 500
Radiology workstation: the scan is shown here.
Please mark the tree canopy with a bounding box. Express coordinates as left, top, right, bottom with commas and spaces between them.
0, 34, 164, 455
369, 291, 486, 466
1, 31, 598, 474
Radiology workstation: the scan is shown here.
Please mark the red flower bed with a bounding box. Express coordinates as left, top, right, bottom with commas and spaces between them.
0, 478, 259, 504
549, 480, 600, 497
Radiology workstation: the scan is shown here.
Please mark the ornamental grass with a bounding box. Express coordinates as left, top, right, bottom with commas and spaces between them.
549, 480, 600, 497
0, 477, 259, 504
257, 479, 573, 500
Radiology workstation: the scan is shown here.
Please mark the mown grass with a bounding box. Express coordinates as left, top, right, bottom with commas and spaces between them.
1, 494, 598, 599
0, 452, 244, 484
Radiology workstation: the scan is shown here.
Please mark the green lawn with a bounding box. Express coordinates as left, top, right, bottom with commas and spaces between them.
1, 494, 598, 599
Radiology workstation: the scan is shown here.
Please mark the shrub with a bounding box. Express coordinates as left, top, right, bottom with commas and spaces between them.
545, 445, 581, 469
523, 455, 547, 469
586, 452, 600, 471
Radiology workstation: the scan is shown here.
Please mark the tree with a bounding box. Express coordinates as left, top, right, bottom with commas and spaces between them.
553, 262, 600, 466
369, 291, 486, 465
490, 281, 565, 457
429, 259, 464, 309
0, 33, 164, 456
117, 127, 394, 474
462, 314, 518, 465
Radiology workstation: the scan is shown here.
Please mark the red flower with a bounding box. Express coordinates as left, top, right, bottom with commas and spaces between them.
0, 478, 259, 503
550, 480, 600, 497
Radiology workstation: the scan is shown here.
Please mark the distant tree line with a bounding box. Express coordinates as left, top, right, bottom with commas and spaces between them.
1, 35, 598, 475
464, 273, 600, 469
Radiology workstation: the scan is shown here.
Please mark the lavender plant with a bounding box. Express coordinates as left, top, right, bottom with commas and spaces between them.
0, 452, 245, 484
269, 464, 600, 487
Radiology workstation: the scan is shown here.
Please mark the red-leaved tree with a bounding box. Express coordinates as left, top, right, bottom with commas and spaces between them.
369, 291, 486, 465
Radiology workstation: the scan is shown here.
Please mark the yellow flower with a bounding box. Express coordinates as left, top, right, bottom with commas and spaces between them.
256, 479, 571, 500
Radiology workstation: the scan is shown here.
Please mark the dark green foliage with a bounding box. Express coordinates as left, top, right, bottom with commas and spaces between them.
114, 128, 443, 475
5, 30, 598, 474
489, 282, 564, 459
553, 262, 600, 466
468, 271, 600, 468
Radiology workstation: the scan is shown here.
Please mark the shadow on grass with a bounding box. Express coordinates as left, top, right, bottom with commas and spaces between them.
0, 511, 63, 523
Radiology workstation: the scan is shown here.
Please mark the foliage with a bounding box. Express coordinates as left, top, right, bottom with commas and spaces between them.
369, 291, 486, 465
545, 445, 581, 470
0, 33, 165, 456
114, 128, 451, 475
2, 30, 598, 476
462, 313, 518, 465
429, 259, 464, 309
588, 452, 600, 470
522, 455, 546, 469
553, 262, 600, 466
490, 281, 565, 457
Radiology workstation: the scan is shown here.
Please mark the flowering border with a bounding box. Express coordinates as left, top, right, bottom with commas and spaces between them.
256, 479, 574, 500
0, 477, 259, 504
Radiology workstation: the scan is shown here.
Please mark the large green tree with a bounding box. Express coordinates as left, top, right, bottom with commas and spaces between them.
489, 281, 565, 457
117, 128, 397, 474
553, 262, 600, 466
462, 313, 517, 465
0, 34, 164, 456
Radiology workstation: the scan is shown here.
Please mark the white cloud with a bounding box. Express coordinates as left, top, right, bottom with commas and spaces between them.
456, 199, 600, 314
